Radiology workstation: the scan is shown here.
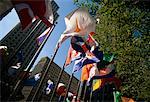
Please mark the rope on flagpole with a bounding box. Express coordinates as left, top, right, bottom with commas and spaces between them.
7, 25, 55, 101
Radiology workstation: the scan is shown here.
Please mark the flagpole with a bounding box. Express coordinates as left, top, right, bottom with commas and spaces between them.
89, 79, 93, 102
6, 20, 42, 69
63, 72, 74, 101
29, 42, 60, 101
49, 59, 66, 101
75, 81, 81, 101
83, 80, 88, 101
7, 25, 55, 101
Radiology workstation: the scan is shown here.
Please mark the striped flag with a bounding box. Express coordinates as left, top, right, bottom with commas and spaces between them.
72, 52, 100, 73
65, 45, 81, 66
36, 27, 51, 46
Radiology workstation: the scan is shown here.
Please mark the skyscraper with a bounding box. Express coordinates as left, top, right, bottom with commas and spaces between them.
0, 0, 59, 101
0, 0, 59, 77
25, 57, 79, 101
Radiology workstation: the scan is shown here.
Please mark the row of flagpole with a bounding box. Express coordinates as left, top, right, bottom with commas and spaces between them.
7, 20, 42, 101
7, 21, 55, 101
6, 20, 42, 70
6, 19, 82, 102
6, 6, 105, 101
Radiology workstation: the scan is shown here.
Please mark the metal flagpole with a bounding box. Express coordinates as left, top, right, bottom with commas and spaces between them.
30, 42, 60, 101
89, 79, 93, 102
7, 25, 55, 101
49, 59, 66, 101
83, 80, 88, 101
6, 20, 42, 69
63, 72, 74, 101
75, 81, 81, 101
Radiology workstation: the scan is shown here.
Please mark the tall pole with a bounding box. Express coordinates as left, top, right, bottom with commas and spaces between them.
7, 20, 42, 68
89, 79, 93, 102
7, 25, 55, 101
50, 59, 66, 101
75, 81, 81, 101
63, 72, 74, 101
30, 42, 60, 101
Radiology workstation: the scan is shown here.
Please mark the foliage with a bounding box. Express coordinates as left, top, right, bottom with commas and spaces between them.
74, 0, 150, 101
73, 0, 99, 16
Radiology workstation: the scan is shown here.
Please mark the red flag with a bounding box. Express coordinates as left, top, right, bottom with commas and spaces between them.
12, 1, 34, 30
12, 0, 53, 30
28, 0, 53, 26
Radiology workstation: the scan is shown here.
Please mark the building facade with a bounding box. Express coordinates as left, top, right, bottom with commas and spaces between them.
0, 0, 59, 80
0, 1, 59, 101
23, 57, 79, 101
0, 0, 59, 69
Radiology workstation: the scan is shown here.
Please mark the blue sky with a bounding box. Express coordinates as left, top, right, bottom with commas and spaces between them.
0, 0, 81, 79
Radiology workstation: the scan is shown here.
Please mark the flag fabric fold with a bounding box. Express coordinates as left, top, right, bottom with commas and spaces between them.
72, 52, 100, 73
58, 7, 96, 46
12, 0, 54, 30
36, 27, 51, 46
12, 2, 34, 30
65, 45, 81, 66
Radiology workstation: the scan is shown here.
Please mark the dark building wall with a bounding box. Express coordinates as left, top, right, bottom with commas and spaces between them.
0, 0, 13, 20
26, 57, 79, 101
0, 20, 48, 70
31, 57, 79, 94
0, 0, 59, 73
0, 1, 59, 101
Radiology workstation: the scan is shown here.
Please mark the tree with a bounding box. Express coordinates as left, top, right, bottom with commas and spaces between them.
74, 0, 150, 101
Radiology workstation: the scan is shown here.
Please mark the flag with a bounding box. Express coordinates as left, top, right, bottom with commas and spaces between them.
12, 0, 34, 30
92, 79, 102, 91
46, 80, 53, 95
28, 0, 54, 26
85, 64, 102, 91
99, 63, 115, 76
113, 91, 122, 102
102, 76, 121, 89
36, 27, 51, 46
83, 51, 100, 65
58, 7, 96, 46
70, 34, 99, 53
81, 64, 93, 82
12, 0, 53, 30
87, 32, 98, 49
103, 53, 115, 62
72, 58, 84, 72
121, 97, 135, 102
72, 52, 100, 73
70, 36, 89, 53
56, 83, 66, 96
65, 45, 81, 66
